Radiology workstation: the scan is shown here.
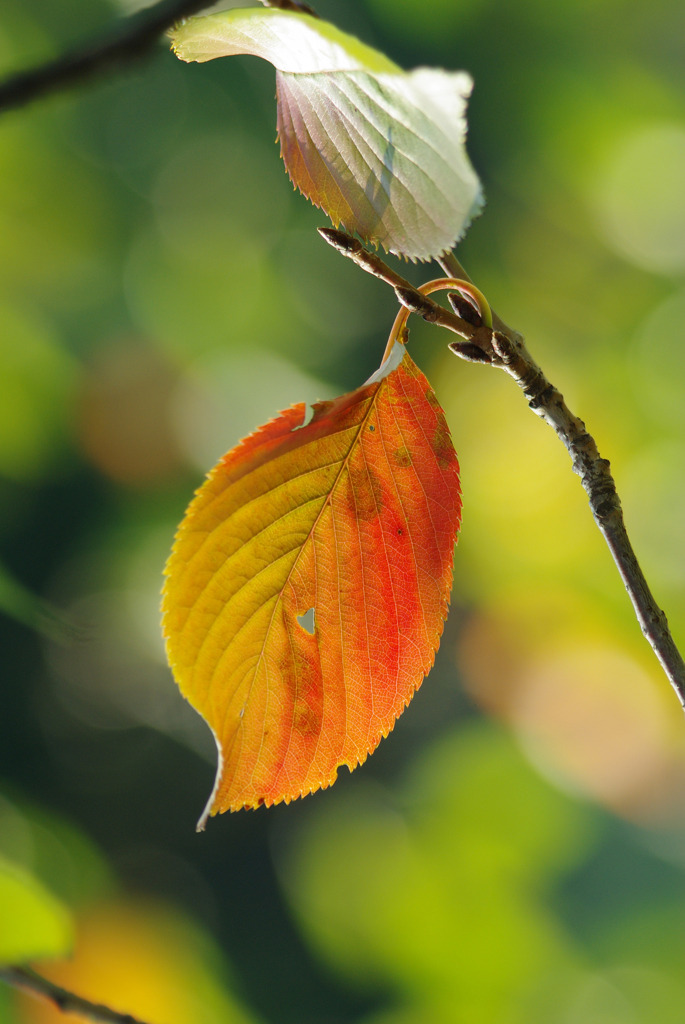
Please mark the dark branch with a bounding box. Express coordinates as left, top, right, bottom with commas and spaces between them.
0, 0, 317, 116
322, 227, 685, 708
264, 0, 319, 14
0, 967, 152, 1024
481, 328, 685, 707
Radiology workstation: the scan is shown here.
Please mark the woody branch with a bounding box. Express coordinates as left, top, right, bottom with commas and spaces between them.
320, 227, 685, 709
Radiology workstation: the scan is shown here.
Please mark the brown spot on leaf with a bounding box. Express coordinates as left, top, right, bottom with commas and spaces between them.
294, 705, 320, 736
425, 389, 440, 408
345, 461, 383, 520
393, 446, 412, 468
432, 426, 456, 469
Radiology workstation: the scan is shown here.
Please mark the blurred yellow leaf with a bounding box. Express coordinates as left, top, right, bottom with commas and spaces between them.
18, 900, 254, 1024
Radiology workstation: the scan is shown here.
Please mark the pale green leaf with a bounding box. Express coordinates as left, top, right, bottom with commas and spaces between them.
0, 857, 73, 964
170, 8, 483, 260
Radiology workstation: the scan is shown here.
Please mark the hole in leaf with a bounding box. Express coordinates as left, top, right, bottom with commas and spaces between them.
297, 608, 315, 634
292, 403, 315, 431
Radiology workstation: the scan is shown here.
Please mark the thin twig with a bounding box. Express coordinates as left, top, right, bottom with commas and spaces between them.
321, 228, 685, 708
262, 0, 319, 15
483, 322, 685, 707
0, 966, 152, 1024
0, 0, 317, 116
0, 0, 207, 115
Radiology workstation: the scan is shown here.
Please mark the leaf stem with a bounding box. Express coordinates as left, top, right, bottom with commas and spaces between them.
382, 278, 492, 363
318, 229, 495, 361
0, 966, 152, 1024
322, 227, 685, 709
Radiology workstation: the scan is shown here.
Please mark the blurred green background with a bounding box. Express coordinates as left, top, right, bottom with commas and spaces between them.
2, 0, 685, 1021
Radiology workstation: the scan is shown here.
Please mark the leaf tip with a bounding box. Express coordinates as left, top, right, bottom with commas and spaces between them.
195, 727, 224, 831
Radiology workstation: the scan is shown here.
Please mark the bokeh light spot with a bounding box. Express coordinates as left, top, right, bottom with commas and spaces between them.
592, 124, 685, 275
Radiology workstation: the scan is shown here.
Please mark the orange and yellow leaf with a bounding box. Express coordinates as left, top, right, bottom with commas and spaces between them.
162, 346, 461, 822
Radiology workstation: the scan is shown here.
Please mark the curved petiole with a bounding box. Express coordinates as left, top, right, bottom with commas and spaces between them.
382, 277, 493, 364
